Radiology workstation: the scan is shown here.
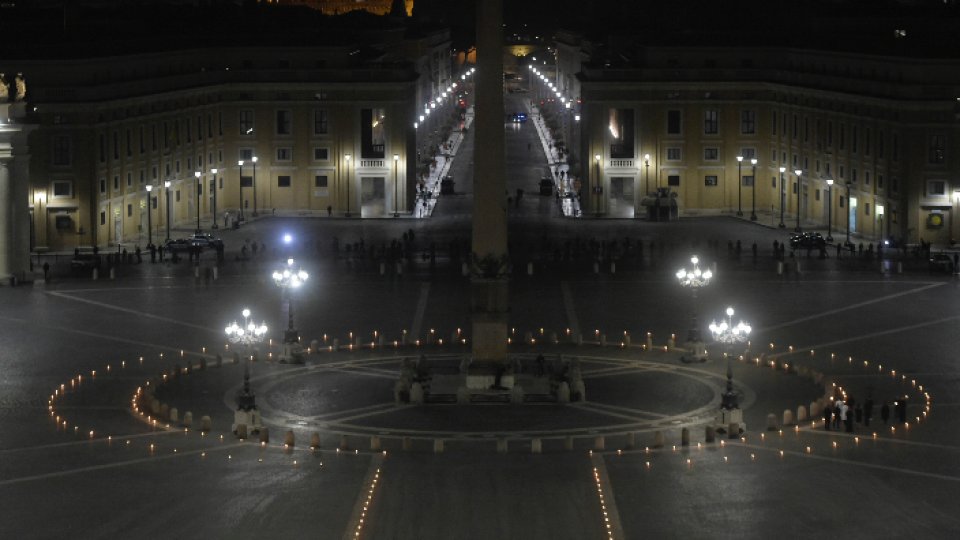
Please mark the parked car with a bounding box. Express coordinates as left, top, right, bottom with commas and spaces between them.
70, 246, 97, 269
188, 233, 223, 248
539, 178, 555, 196
789, 232, 826, 250
929, 252, 955, 273
164, 238, 192, 252
440, 175, 455, 195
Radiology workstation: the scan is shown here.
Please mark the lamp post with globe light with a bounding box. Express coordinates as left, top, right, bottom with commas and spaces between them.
272, 258, 308, 363
676, 256, 712, 361
224, 308, 268, 435
708, 306, 751, 433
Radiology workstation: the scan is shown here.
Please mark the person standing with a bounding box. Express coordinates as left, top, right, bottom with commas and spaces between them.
842, 401, 852, 432
833, 400, 843, 429
823, 404, 832, 430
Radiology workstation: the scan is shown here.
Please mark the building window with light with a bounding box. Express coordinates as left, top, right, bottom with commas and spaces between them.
703, 110, 718, 135
361, 108, 386, 159
704, 175, 718, 186
608, 108, 635, 159
239, 110, 255, 135
929, 135, 946, 164
314, 109, 329, 135
740, 110, 756, 134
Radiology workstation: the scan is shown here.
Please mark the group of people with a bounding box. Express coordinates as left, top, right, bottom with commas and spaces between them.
823, 396, 909, 432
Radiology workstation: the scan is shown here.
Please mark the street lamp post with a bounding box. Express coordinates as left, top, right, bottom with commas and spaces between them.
251, 156, 259, 217
272, 258, 309, 363
194, 171, 202, 233
224, 308, 268, 434
750, 158, 758, 221
826, 178, 834, 242
794, 169, 803, 232
676, 255, 713, 362
345, 154, 352, 218
594, 153, 602, 217
846, 181, 853, 248
224, 308, 269, 356
211, 168, 219, 229
778, 167, 786, 228
735, 155, 743, 216
643, 153, 650, 197
876, 205, 885, 243
164, 180, 172, 242
708, 306, 751, 434
145, 185, 154, 247
393, 153, 400, 217
237, 160, 245, 222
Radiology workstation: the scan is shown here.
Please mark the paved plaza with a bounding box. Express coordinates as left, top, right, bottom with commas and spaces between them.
3, 111, 960, 538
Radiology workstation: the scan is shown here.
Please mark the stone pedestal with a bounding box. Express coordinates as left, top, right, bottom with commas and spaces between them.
716, 407, 745, 433
280, 339, 304, 364
682, 341, 708, 362
233, 409, 262, 434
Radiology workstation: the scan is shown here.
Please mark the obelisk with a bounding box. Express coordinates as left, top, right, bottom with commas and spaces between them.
470, 0, 509, 364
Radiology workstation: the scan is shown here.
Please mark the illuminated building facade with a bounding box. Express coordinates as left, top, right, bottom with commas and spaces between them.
554, 37, 960, 244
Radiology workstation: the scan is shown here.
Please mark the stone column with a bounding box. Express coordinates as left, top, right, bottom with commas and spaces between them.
0, 157, 11, 281
470, 0, 508, 363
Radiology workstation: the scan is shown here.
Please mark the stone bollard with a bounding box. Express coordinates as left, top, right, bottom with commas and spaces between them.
284, 430, 295, 448
610, 261, 616, 274
497, 438, 508, 453
767, 413, 778, 431
667, 336, 675, 350
511, 385, 524, 404
259, 427, 270, 444
311, 339, 319, 352
705, 426, 715, 443
810, 401, 820, 418
593, 261, 599, 274
159, 403, 169, 419
370, 436, 381, 451
572, 380, 586, 402
150, 399, 160, 414
340, 435, 349, 450
646, 334, 653, 349
594, 436, 605, 451
181, 411, 193, 428
213, 267, 218, 280
728, 423, 739, 438
681, 427, 690, 446
783, 409, 794, 426
564, 436, 574, 451
433, 439, 444, 453
777, 261, 784, 275
411, 382, 425, 404
199, 358, 206, 371
310, 432, 321, 449
333, 338, 340, 351
897, 261, 903, 274
92, 268, 98, 280
557, 382, 570, 403
524, 331, 533, 344
215, 354, 222, 368
797, 405, 808, 423
169, 407, 178, 422
527, 262, 534, 275
599, 334, 606, 347
625, 432, 636, 449
624, 334, 631, 347
200, 415, 212, 432
236, 424, 248, 439
379, 262, 386, 275
109, 267, 115, 280
795, 261, 801, 274
653, 431, 665, 448
402, 437, 412, 451
531, 438, 542, 454
194, 267, 199, 278
550, 332, 558, 344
